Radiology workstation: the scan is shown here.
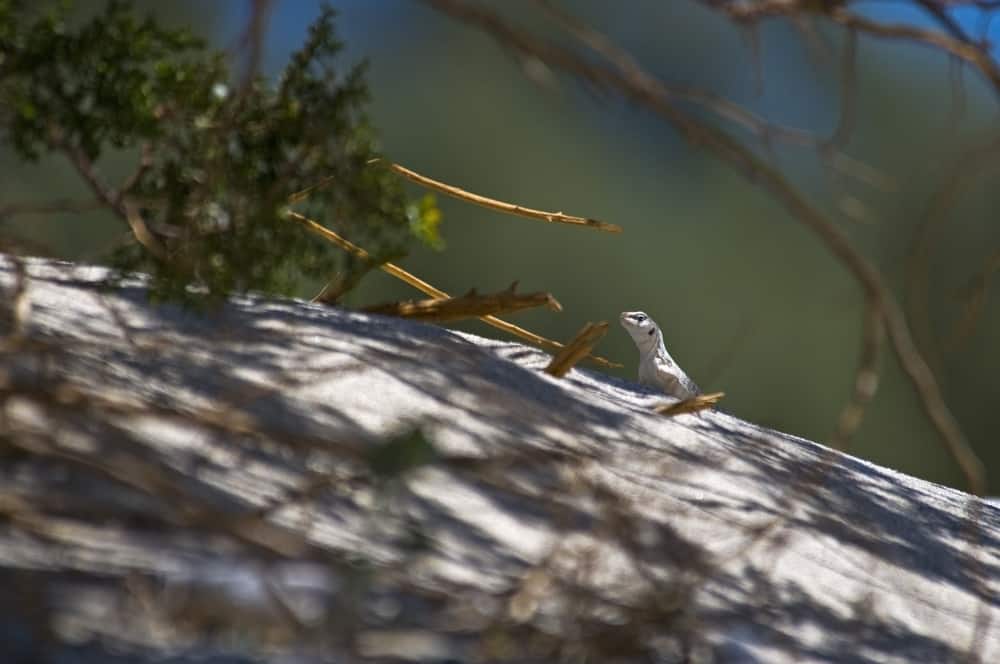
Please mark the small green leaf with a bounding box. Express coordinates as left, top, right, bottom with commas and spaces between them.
366, 430, 437, 479
18, 101, 36, 120
407, 193, 445, 250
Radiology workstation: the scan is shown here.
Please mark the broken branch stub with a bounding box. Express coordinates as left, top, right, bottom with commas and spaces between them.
364, 285, 563, 322
654, 392, 725, 417
545, 321, 609, 378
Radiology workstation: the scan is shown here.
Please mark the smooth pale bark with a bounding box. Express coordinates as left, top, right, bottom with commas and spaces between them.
0, 254, 997, 663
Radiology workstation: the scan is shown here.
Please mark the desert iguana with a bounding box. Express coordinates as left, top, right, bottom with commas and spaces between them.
619, 311, 701, 399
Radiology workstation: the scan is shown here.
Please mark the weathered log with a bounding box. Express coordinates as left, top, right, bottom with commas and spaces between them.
0, 254, 996, 663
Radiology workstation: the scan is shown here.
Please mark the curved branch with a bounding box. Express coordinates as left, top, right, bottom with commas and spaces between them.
905, 133, 1000, 379
535, 0, 890, 189
423, 0, 986, 493
712, 0, 1000, 98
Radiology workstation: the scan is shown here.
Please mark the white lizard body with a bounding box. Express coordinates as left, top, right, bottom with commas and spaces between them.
619, 311, 701, 399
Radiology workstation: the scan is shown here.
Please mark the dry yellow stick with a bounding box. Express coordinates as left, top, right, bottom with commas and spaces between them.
365, 284, 562, 322
381, 161, 622, 234
290, 165, 622, 233
288, 175, 337, 204
545, 322, 609, 377
285, 210, 621, 368
654, 392, 725, 417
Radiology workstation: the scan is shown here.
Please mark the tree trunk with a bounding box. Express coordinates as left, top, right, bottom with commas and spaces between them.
0, 254, 996, 663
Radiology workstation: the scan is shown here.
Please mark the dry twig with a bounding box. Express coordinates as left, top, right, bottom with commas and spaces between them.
946, 249, 1000, 351
829, 300, 883, 451
288, 174, 337, 204
50, 133, 158, 257
544, 321, 608, 377
366, 283, 562, 322
654, 392, 725, 417
379, 160, 622, 233
285, 210, 620, 368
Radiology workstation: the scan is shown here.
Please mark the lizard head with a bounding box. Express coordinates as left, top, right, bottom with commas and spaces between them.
619, 311, 659, 344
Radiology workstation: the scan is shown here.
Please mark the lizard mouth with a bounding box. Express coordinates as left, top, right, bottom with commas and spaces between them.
619, 311, 642, 327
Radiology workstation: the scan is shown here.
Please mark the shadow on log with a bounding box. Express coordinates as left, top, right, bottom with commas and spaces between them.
0, 254, 997, 663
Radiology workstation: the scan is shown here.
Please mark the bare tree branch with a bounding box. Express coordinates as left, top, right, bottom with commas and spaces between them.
535, 0, 890, 189
423, 0, 986, 493
710, 0, 1000, 98
905, 133, 1000, 379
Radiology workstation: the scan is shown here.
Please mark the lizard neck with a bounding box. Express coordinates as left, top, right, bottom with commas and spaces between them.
638, 327, 674, 367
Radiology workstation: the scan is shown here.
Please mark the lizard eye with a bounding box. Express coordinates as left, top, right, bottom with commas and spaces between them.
634, 314, 647, 322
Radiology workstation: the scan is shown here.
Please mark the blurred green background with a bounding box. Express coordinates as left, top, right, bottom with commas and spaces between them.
3, 1, 998, 492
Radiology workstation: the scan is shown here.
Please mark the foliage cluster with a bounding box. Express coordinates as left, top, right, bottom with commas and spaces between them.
0, 0, 439, 301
